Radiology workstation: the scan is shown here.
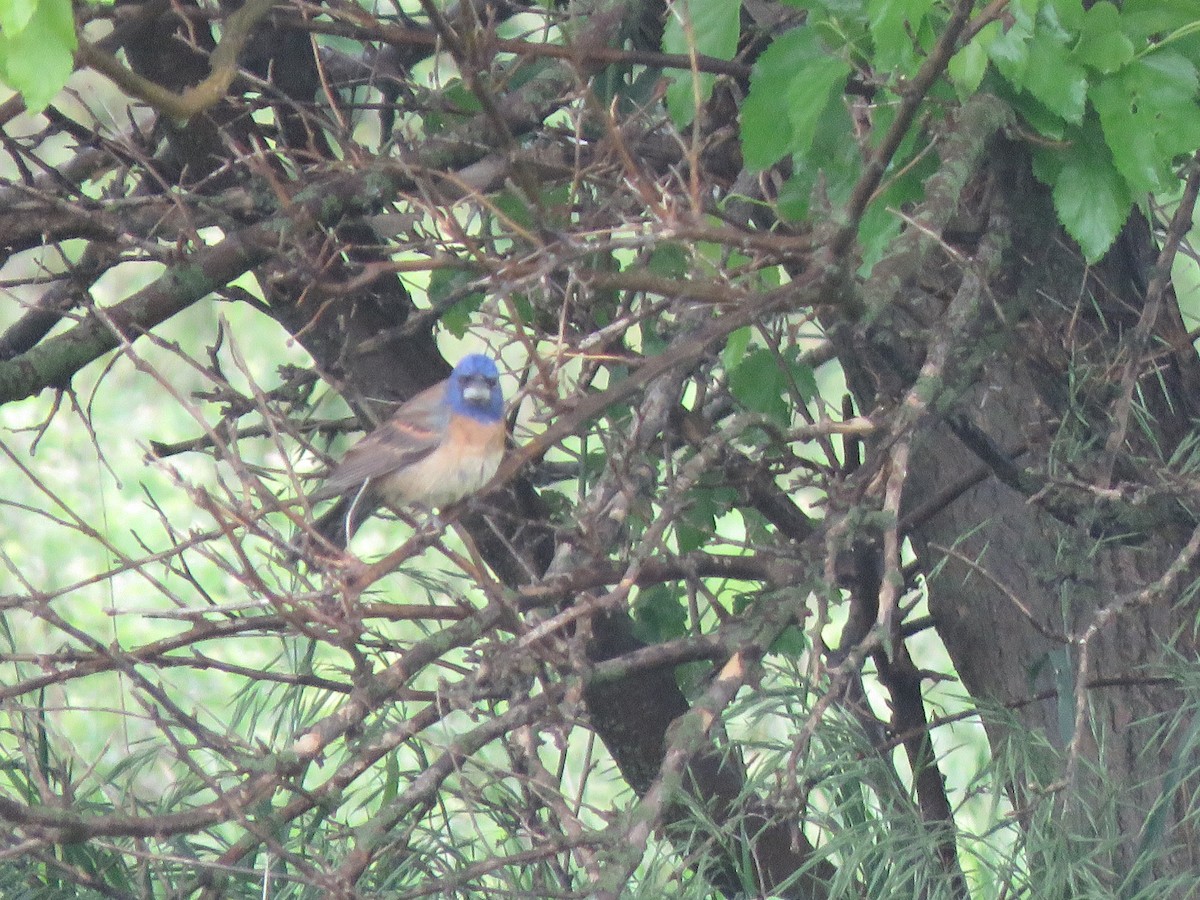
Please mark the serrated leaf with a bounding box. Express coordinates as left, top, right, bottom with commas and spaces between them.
492, 189, 534, 229
1044, 0, 1084, 35
729, 348, 790, 425
742, 28, 825, 170
784, 60, 852, 163
512, 294, 534, 325
442, 295, 485, 338
858, 204, 903, 275
721, 326, 752, 373
777, 96, 860, 220
1009, 92, 1069, 140
647, 243, 689, 278
1054, 161, 1130, 261
1126, 51, 1198, 126
0, 0, 75, 113
663, 0, 742, 60
858, 124, 933, 273
1091, 53, 1200, 194
1122, 0, 1198, 42
682, 482, 734, 548
868, 0, 936, 72
662, 0, 742, 127
988, 3, 1034, 82
1022, 28, 1088, 124
741, 28, 851, 171
1029, 139, 1064, 184
787, 355, 819, 402
427, 268, 485, 338
1033, 120, 1132, 261
444, 80, 483, 115
948, 24, 995, 96
769, 625, 809, 658
675, 522, 707, 553
632, 584, 689, 643
1071, 1, 1134, 73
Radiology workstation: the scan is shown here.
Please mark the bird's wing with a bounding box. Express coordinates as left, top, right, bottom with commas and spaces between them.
310, 380, 449, 499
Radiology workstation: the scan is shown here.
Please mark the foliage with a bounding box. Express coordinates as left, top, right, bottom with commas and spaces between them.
726, 0, 1200, 260
0, 0, 74, 112
2, 0, 1200, 898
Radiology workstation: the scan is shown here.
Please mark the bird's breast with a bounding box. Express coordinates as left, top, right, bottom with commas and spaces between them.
376, 415, 504, 509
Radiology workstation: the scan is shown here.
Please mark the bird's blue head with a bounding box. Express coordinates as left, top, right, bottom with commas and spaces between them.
447, 353, 504, 423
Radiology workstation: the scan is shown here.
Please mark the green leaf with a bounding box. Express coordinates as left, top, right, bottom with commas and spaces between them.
1033, 118, 1132, 261
1021, 28, 1088, 124
512, 294, 534, 325
948, 21, 999, 97
780, 61, 851, 164
1045, 0, 1084, 35
868, 0, 936, 72
380, 752, 400, 808
675, 522, 707, 553
492, 188, 534, 229
662, 0, 742, 127
721, 326, 752, 373
647, 243, 689, 278
858, 203, 902, 275
788, 355, 819, 402
680, 481, 735, 553
632, 584, 689, 643
729, 348, 790, 425
741, 28, 851, 171
444, 80, 483, 115
776, 168, 815, 223
0, 0, 75, 113
1091, 52, 1200, 195
428, 268, 485, 338
441, 297, 483, 338
742, 29, 822, 170
1071, 1, 1134, 73
1048, 646, 1075, 745
777, 96, 860, 220
641, 322, 669, 356
0, 0, 38, 34
1005, 89, 1068, 141
857, 109, 935, 273
1122, 0, 1198, 42
987, 2, 1035, 82
769, 625, 809, 658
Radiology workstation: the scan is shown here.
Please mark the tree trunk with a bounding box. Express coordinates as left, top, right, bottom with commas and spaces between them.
849, 140, 1200, 882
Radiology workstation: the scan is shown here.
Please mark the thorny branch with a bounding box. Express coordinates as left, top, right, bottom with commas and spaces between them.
4, 0, 1200, 897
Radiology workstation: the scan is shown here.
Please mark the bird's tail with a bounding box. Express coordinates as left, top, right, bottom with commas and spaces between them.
287, 487, 378, 562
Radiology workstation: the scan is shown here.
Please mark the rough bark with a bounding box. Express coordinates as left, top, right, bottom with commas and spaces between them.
844, 140, 1200, 880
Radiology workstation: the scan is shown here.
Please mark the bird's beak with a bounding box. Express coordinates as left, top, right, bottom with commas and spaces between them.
461, 376, 493, 405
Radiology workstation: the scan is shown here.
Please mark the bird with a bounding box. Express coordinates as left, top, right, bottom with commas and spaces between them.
301, 353, 506, 551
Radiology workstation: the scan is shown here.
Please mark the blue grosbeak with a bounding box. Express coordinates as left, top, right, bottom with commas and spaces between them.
306, 354, 506, 548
